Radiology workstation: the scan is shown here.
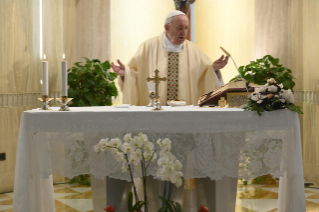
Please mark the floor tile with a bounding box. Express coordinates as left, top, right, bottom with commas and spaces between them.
236, 199, 278, 212
305, 188, 319, 193
306, 193, 317, 198
0, 206, 13, 211
54, 188, 80, 194
1, 194, 13, 199
306, 200, 319, 212
56, 199, 93, 212
54, 193, 79, 199
0, 195, 11, 200
259, 183, 279, 188
0, 199, 13, 205
237, 188, 278, 199
258, 188, 279, 193
306, 193, 319, 199
67, 188, 92, 193
235, 204, 258, 212
58, 191, 92, 199
54, 200, 80, 212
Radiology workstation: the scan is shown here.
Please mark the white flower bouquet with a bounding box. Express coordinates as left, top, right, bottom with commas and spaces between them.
94, 133, 183, 212
243, 78, 303, 116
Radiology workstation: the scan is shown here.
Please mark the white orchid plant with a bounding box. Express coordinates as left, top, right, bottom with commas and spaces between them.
94, 133, 183, 212
243, 78, 303, 116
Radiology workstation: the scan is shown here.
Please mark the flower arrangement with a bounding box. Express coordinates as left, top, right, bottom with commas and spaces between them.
198, 206, 209, 212
94, 133, 185, 212
243, 78, 303, 116
104, 205, 115, 212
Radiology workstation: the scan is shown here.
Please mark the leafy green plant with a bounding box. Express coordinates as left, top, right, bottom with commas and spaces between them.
239, 178, 248, 185
158, 195, 182, 212
126, 191, 147, 212
230, 55, 295, 91
67, 57, 118, 106
253, 177, 266, 184
68, 174, 91, 186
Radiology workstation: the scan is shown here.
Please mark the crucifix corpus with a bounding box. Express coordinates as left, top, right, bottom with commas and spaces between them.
147, 69, 167, 110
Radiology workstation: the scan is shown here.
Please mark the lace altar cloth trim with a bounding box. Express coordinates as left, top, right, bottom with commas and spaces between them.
15, 108, 301, 182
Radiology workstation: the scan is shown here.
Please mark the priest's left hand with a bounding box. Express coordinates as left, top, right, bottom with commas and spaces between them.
213, 55, 229, 71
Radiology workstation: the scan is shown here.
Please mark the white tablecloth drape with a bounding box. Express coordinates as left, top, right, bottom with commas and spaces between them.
13, 106, 306, 212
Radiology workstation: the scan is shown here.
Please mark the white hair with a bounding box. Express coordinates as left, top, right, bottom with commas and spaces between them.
164, 15, 188, 27
164, 17, 174, 27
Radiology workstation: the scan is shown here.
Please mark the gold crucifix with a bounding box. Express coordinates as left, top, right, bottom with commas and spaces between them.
147, 70, 167, 100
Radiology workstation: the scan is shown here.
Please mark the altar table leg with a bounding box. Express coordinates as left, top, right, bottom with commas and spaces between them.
91, 176, 238, 212
91, 175, 131, 211
195, 177, 238, 212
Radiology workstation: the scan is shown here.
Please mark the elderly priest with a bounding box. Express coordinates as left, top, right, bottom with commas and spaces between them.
111, 10, 229, 106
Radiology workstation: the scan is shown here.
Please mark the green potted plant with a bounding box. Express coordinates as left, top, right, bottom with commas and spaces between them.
230, 55, 295, 90
67, 57, 118, 106
67, 57, 118, 186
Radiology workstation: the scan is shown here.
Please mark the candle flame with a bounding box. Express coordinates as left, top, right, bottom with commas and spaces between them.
43, 54, 46, 60
63, 53, 65, 60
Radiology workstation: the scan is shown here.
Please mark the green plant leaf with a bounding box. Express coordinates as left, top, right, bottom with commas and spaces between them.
82, 87, 89, 93
108, 72, 118, 81
175, 202, 182, 212
74, 62, 82, 67
286, 104, 304, 114
158, 206, 167, 212
128, 191, 133, 211
158, 196, 174, 212
265, 104, 274, 111
257, 107, 264, 116
83, 57, 91, 63
68, 88, 77, 98
78, 99, 86, 107
102, 60, 111, 69
229, 75, 240, 82
92, 59, 101, 63
87, 78, 96, 85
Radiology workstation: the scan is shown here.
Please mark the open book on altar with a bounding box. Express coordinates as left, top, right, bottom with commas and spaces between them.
198, 79, 261, 107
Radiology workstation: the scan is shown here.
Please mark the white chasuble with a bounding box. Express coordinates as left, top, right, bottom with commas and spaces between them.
118, 33, 224, 106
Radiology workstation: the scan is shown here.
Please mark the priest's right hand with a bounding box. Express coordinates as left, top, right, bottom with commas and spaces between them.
111, 59, 125, 77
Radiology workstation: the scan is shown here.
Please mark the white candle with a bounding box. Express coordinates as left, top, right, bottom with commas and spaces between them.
42, 54, 49, 96
61, 53, 68, 96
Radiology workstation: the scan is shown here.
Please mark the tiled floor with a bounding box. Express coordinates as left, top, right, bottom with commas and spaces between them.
1, 182, 319, 212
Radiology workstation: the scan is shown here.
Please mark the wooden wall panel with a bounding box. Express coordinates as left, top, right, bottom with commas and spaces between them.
290, 0, 303, 90
75, 0, 111, 64
0, 0, 42, 193
303, 0, 319, 91
255, 0, 291, 68
0, 107, 36, 192
0, 1, 5, 94
43, 0, 63, 93
63, 0, 77, 70
194, 0, 255, 83
299, 0, 319, 185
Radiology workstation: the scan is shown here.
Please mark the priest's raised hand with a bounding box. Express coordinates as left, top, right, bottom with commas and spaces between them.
213, 55, 229, 71
111, 59, 125, 77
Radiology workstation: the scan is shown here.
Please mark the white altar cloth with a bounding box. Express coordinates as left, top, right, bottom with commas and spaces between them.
13, 106, 306, 212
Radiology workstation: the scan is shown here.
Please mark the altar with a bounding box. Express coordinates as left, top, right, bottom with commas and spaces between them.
13, 106, 306, 212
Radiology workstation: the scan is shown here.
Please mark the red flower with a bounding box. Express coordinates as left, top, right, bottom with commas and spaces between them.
198, 206, 209, 212
104, 205, 115, 212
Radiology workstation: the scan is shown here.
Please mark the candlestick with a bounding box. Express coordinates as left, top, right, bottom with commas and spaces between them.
38, 95, 53, 110
56, 96, 73, 111
42, 54, 49, 96
61, 53, 68, 96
